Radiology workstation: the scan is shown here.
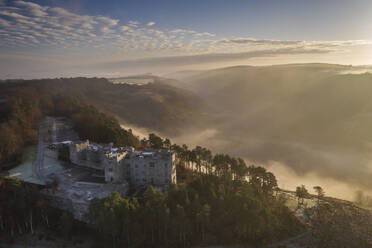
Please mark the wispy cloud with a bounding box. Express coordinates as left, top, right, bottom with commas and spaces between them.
128, 20, 140, 27
120, 25, 130, 32
97, 46, 332, 70
0, 0, 371, 78
96, 16, 118, 26
0, 17, 9, 26
220, 38, 303, 45
14, 0, 48, 17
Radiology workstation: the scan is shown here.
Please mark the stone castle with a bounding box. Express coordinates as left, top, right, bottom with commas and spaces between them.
69, 140, 177, 186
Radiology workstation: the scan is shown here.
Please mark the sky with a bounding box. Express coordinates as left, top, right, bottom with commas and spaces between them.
1, 0, 372, 78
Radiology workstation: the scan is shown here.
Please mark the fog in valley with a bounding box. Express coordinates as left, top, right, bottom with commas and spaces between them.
3, 0, 372, 246
121, 64, 372, 200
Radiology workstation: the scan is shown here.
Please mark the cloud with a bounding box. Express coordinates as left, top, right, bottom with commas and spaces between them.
220, 38, 302, 45
48, 7, 70, 17
96, 16, 118, 26
97, 47, 331, 70
14, 0, 47, 17
0, 17, 10, 26
170, 28, 196, 34
120, 25, 130, 32
0, 10, 28, 19
0, 0, 371, 78
194, 32, 215, 37
100, 26, 114, 33
47, 7, 98, 30
216, 38, 372, 55
1, 0, 365, 56
128, 20, 140, 27
82, 22, 94, 29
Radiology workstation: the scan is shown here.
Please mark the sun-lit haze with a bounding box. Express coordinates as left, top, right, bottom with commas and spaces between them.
1, 0, 372, 79
3, 1, 372, 246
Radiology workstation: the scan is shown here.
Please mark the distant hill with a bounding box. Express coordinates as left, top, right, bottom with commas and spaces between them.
170, 63, 354, 95
163, 70, 206, 81
44, 77, 204, 136
0, 77, 204, 136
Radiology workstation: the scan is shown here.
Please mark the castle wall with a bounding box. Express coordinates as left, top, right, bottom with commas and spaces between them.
120, 151, 176, 186
69, 140, 177, 187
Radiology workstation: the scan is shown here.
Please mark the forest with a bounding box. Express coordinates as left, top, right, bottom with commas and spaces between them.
87, 133, 303, 247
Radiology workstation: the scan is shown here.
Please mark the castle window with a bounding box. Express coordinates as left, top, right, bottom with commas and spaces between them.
149, 162, 155, 168
108, 168, 113, 172
164, 163, 168, 168
135, 164, 138, 168
151, 178, 154, 184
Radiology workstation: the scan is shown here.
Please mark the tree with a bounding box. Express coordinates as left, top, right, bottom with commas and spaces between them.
148, 133, 164, 149
193, 146, 203, 173
296, 185, 309, 207
235, 158, 247, 181
163, 138, 171, 149
313, 186, 325, 204
262, 171, 277, 194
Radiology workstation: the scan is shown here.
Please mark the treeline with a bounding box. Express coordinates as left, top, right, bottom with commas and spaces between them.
88, 179, 302, 247
0, 81, 139, 171
86, 133, 304, 247
142, 133, 277, 191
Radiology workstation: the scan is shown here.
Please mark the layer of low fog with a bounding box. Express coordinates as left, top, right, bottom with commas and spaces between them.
123, 64, 372, 200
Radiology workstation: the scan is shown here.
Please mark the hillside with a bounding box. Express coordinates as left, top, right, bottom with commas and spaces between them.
0, 78, 204, 136
63, 78, 203, 136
